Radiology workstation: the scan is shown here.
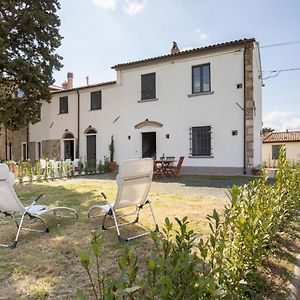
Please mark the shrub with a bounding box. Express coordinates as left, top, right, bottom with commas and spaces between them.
34, 160, 42, 182
77, 148, 300, 299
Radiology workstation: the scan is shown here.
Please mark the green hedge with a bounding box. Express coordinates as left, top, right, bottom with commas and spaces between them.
78, 148, 300, 299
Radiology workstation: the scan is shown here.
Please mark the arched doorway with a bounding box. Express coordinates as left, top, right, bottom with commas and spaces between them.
62, 132, 75, 160
84, 127, 97, 166
134, 120, 163, 159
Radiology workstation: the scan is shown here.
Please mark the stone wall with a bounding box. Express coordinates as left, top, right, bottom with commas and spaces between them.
28, 142, 36, 161
0, 126, 28, 161
11, 127, 28, 161
42, 139, 60, 159
245, 41, 254, 170
0, 125, 6, 160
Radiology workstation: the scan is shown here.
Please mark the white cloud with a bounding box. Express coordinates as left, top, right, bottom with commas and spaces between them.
194, 28, 209, 44
123, 0, 146, 16
263, 111, 300, 131
92, 0, 117, 10
92, 0, 146, 16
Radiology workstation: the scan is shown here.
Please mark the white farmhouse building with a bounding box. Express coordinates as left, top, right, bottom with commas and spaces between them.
25, 38, 263, 175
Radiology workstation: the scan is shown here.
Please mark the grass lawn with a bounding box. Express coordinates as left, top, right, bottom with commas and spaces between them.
0, 174, 297, 299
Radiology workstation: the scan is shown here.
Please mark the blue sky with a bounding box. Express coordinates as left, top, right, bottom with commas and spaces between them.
54, 0, 300, 131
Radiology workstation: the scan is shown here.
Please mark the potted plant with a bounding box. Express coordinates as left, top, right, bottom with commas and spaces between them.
252, 167, 263, 176
108, 135, 117, 172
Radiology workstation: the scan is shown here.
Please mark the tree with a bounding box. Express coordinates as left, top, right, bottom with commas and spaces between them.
0, 0, 63, 130
262, 127, 274, 135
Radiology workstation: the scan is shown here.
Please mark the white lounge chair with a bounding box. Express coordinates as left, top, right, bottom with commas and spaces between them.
0, 163, 78, 249
88, 158, 159, 241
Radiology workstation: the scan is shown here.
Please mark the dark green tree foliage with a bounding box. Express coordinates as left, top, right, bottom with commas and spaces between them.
0, 0, 63, 130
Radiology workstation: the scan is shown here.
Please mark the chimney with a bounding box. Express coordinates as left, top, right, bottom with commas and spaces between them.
171, 41, 180, 54
62, 72, 73, 89
67, 72, 73, 89
86, 76, 89, 86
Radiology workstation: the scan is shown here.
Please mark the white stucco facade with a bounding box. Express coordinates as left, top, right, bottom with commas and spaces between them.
262, 142, 300, 167
29, 39, 262, 174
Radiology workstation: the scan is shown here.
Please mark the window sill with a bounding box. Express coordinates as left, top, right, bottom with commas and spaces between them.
89, 108, 102, 111
138, 98, 159, 103
188, 155, 214, 159
58, 112, 68, 115
188, 91, 214, 98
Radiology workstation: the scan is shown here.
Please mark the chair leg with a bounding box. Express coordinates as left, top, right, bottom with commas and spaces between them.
110, 209, 122, 241
148, 200, 159, 232
1, 211, 27, 249
101, 205, 158, 242
0, 213, 49, 249
102, 213, 110, 230
26, 215, 49, 233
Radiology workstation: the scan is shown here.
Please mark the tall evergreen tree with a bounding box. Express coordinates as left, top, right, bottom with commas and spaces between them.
0, 0, 63, 130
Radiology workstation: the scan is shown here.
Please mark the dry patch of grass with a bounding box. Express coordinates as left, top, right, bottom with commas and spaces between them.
0, 175, 229, 299
0, 174, 290, 299
256, 219, 300, 299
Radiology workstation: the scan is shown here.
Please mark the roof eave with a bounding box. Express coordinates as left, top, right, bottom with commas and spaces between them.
111, 38, 256, 70
50, 81, 117, 95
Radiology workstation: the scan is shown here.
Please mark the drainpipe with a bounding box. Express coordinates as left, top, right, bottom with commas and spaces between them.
243, 45, 247, 174
5, 128, 8, 160
76, 90, 80, 158
26, 125, 29, 160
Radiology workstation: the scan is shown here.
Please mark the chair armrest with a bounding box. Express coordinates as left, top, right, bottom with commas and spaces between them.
25, 194, 45, 213
100, 192, 113, 209
101, 192, 107, 200
35, 194, 45, 203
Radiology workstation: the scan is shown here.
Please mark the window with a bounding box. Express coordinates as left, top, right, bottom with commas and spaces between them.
192, 64, 211, 94
21, 142, 27, 160
59, 96, 68, 114
190, 126, 212, 156
141, 73, 156, 100
272, 144, 283, 159
91, 91, 102, 110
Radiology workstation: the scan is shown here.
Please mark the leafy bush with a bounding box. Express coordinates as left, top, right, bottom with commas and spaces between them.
77, 148, 300, 299
34, 160, 42, 182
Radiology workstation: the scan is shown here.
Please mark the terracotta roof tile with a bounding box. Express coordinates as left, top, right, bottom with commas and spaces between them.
112, 38, 256, 70
263, 131, 300, 143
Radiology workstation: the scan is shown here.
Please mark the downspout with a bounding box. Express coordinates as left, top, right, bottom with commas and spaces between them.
5, 128, 8, 160
243, 45, 247, 174
26, 125, 29, 159
76, 90, 80, 158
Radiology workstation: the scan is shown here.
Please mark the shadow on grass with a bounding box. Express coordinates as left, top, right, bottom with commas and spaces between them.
0, 181, 155, 299
154, 174, 275, 189
254, 222, 300, 300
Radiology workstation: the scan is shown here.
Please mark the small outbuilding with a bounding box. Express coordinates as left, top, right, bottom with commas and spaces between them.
262, 130, 300, 167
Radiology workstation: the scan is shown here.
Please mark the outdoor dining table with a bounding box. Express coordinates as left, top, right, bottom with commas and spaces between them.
154, 159, 176, 176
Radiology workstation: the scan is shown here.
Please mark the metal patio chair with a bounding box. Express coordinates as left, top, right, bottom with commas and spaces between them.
88, 158, 159, 241
0, 163, 78, 249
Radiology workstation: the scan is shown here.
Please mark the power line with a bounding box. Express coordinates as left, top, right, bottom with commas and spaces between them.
262, 67, 300, 80
260, 40, 300, 48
